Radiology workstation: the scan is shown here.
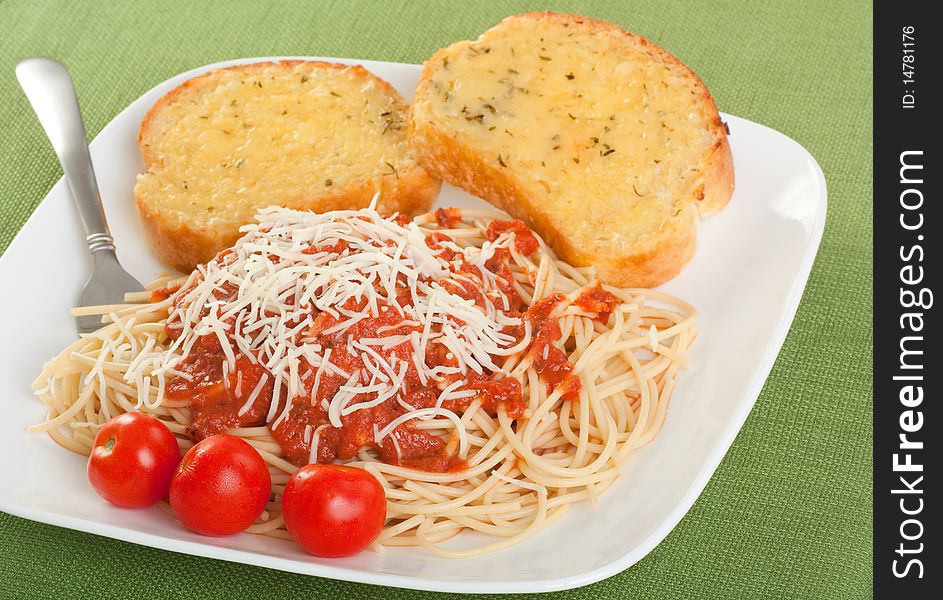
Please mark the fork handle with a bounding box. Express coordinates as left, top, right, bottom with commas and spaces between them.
16, 57, 115, 254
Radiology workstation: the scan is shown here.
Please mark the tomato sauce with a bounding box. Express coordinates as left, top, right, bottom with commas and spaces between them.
164, 350, 272, 440
149, 283, 182, 303
574, 285, 620, 322
434, 207, 463, 228
161, 213, 612, 473
486, 219, 540, 256
302, 239, 349, 255
525, 294, 581, 400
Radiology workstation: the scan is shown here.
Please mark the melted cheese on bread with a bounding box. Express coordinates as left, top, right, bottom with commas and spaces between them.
136, 61, 439, 271
409, 12, 733, 286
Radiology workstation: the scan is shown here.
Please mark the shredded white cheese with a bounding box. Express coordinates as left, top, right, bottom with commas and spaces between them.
126, 205, 534, 454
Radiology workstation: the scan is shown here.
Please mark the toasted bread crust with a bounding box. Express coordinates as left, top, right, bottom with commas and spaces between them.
409, 12, 733, 287
136, 165, 439, 272
697, 134, 735, 217
136, 60, 440, 272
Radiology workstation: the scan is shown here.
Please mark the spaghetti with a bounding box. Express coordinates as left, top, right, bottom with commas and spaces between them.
31, 205, 696, 557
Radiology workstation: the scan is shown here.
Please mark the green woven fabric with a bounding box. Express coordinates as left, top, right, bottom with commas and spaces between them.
0, 0, 872, 597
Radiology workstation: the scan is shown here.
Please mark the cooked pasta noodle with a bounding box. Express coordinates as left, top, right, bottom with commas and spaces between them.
31, 206, 696, 557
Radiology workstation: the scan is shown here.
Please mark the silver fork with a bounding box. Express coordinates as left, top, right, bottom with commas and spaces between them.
16, 57, 144, 335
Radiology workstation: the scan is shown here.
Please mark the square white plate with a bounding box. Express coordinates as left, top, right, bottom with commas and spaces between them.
0, 57, 826, 594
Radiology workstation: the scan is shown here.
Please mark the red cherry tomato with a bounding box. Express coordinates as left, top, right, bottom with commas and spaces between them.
169, 434, 271, 536
87, 412, 181, 508
282, 464, 387, 557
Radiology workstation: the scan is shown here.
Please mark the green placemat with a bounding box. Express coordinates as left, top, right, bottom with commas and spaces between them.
0, 1, 873, 598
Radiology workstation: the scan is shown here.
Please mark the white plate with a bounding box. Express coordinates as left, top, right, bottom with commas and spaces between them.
0, 57, 826, 594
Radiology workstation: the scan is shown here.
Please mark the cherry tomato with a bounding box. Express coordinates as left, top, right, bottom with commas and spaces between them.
87, 412, 181, 508
169, 434, 271, 536
282, 464, 387, 557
